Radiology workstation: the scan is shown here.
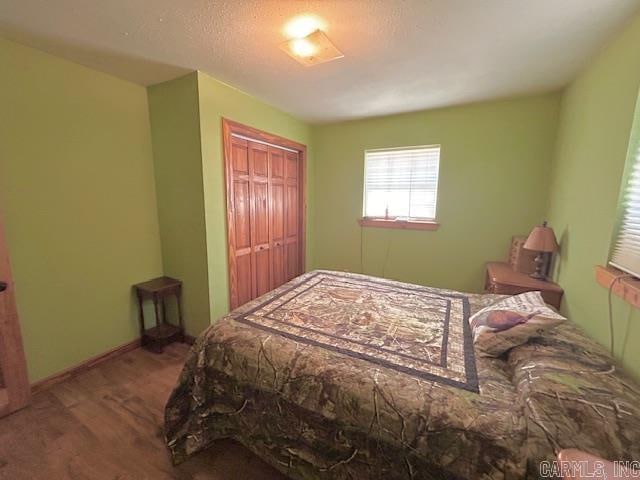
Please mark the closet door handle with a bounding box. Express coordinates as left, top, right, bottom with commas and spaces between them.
0, 281, 7, 293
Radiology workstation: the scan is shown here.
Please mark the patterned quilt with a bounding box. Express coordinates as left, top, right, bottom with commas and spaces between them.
164, 270, 640, 479
233, 271, 478, 392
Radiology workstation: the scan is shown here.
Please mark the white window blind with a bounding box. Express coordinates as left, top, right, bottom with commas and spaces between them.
610, 142, 640, 276
363, 145, 440, 221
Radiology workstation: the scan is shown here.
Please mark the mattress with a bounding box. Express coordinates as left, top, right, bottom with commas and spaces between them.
164, 270, 640, 479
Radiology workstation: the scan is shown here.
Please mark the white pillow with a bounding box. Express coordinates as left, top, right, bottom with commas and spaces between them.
469, 291, 566, 357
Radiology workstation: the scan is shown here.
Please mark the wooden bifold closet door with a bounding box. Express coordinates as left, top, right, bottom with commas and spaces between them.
224, 120, 306, 310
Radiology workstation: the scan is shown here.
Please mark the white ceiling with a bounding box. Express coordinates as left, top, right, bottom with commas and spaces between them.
1, 0, 639, 123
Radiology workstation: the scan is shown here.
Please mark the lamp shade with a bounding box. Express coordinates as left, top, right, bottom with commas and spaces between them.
524, 221, 559, 253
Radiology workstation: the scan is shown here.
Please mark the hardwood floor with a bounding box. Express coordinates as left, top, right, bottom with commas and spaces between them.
0, 343, 286, 480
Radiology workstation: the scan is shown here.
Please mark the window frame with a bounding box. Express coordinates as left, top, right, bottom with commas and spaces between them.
596, 91, 640, 307
608, 93, 640, 278
359, 144, 441, 230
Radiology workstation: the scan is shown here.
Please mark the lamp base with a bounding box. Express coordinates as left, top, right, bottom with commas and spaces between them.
530, 252, 550, 282
529, 271, 548, 281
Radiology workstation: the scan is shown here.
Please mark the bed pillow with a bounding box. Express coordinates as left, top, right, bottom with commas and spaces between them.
469, 291, 566, 357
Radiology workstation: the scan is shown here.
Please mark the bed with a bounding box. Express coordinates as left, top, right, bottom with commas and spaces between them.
164, 270, 640, 479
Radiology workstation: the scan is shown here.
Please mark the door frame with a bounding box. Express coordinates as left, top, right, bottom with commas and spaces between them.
0, 209, 30, 417
222, 118, 307, 310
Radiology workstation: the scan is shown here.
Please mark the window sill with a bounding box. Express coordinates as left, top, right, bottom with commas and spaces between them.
358, 218, 440, 231
595, 265, 640, 308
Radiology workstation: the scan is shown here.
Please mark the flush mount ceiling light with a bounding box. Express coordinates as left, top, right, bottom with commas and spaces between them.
280, 15, 343, 67
283, 14, 325, 39
281, 29, 344, 67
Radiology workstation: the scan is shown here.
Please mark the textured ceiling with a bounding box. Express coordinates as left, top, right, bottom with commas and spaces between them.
1, 0, 639, 123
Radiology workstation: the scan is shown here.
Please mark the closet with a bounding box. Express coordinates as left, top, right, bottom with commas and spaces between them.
223, 120, 306, 310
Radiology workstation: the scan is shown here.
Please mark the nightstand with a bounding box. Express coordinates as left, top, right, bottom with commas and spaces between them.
485, 262, 563, 309
134, 276, 184, 353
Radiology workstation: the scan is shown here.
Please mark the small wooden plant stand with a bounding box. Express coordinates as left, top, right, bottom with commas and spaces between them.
134, 276, 184, 353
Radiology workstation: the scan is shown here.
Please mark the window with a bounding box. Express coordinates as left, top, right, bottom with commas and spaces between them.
610, 113, 640, 277
361, 145, 440, 229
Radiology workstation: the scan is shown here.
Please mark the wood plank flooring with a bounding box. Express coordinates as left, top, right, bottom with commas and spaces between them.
0, 343, 286, 480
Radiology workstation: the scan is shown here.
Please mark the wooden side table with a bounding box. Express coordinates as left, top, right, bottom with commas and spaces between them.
134, 276, 184, 353
485, 262, 564, 309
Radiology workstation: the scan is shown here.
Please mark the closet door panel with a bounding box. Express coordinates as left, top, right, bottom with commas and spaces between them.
232, 143, 249, 174
252, 180, 270, 296
232, 175, 253, 305
253, 181, 270, 247
233, 181, 251, 250
283, 151, 301, 280
271, 244, 286, 288
248, 142, 270, 299
286, 241, 299, 281
285, 185, 298, 238
252, 146, 269, 177
270, 184, 285, 241
270, 174, 286, 289
255, 249, 271, 297
271, 149, 285, 180
236, 254, 253, 306
286, 153, 298, 180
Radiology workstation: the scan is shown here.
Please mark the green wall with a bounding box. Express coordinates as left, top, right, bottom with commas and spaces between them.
312, 94, 561, 293
0, 37, 163, 382
147, 73, 211, 335
547, 13, 640, 378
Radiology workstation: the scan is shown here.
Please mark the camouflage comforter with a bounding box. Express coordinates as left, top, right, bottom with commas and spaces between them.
165, 270, 640, 479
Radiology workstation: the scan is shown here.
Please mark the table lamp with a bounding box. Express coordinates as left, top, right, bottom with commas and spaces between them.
523, 221, 559, 281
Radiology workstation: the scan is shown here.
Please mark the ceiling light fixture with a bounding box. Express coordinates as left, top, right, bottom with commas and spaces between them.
283, 15, 326, 39
280, 29, 343, 67
290, 37, 317, 58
